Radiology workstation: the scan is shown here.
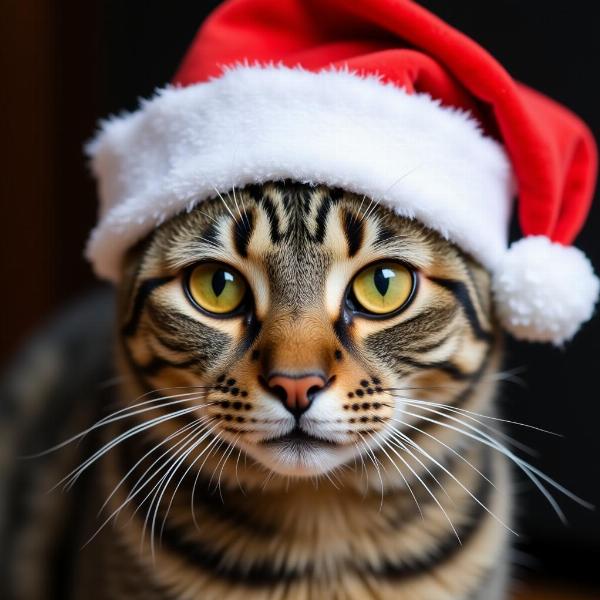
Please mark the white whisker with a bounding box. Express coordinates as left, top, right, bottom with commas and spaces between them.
218, 438, 240, 494
82, 419, 214, 549
391, 416, 494, 487
387, 425, 515, 534
213, 186, 238, 224
400, 406, 592, 520
234, 447, 245, 495
386, 431, 452, 502
386, 393, 540, 454
230, 186, 251, 230
99, 415, 213, 516
57, 401, 210, 492
121, 422, 213, 524
146, 425, 220, 557
27, 389, 212, 458
159, 428, 226, 542
395, 394, 559, 437
370, 435, 423, 518
190, 434, 226, 531
356, 432, 385, 509
370, 433, 460, 542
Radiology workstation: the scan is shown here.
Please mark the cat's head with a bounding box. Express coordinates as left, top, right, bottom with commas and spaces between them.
118, 182, 497, 479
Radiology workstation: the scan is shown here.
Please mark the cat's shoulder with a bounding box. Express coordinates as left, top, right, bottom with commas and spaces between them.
0, 288, 115, 599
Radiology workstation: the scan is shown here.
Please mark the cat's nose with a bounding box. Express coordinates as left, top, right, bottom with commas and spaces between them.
267, 373, 326, 416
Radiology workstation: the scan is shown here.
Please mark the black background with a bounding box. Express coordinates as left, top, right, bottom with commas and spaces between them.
2, 0, 599, 589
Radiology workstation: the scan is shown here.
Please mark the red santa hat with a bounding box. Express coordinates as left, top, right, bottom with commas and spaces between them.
86, 0, 598, 345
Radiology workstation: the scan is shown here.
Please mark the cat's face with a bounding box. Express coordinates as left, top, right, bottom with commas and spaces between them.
119, 183, 496, 478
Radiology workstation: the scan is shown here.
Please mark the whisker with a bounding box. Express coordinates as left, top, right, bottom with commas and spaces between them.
387, 425, 515, 534
366, 166, 422, 227
91, 392, 212, 437
383, 367, 527, 395
322, 469, 341, 490
386, 431, 453, 502
56, 401, 211, 492
359, 195, 378, 224
261, 467, 276, 493
216, 437, 240, 500
99, 415, 212, 516
370, 435, 423, 518
213, 187, 239, 224
351, 195, 367, 226
391, 416, 494, 487
388, 392, 559, 437
370, 432, 460, 542
82, 418, 214, 549
146, 425, 220, 557
230, 186, 251, 230
356, 432, 385, 509
126, 420, 215, 512
191, 199, 222, 227
190, 434, 226, 531
353, 441, 369, 496
158, 426, 226, 543
123, 423, 213, 523
386, 393, 541, 454
26, 388, 213, 458
400, 407, 593, 519
234, 446, 245, 495
207, 437, 232, 492
485, 367, 528, 387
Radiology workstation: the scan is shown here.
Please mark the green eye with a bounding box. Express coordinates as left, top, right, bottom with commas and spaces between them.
351, 262, 415, 315
186, 263, 247, 315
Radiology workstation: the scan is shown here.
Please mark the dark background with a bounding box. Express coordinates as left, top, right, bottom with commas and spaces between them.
1, 0, 598, 591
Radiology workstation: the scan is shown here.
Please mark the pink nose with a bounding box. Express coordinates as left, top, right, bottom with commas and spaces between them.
267, 374, 326, 415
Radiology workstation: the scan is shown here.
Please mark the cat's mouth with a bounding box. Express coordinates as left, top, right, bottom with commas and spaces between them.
261, 427, 339, 448
245, 425, 361, 476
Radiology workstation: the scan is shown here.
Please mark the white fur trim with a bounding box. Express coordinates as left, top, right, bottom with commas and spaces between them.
86, 66, 513, 281
492, 236, 599, 345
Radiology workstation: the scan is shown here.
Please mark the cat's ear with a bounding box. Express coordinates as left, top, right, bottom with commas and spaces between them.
116, 237, 153, 315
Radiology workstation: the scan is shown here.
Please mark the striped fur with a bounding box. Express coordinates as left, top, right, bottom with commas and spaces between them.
4, 182, 512, 599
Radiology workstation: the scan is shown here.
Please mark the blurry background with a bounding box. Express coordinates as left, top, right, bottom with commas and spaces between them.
1, 0, 598, 596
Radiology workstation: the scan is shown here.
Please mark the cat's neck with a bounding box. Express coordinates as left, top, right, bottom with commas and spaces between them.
96, 420, 505, 581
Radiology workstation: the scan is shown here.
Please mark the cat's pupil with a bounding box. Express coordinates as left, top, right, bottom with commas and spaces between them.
211, 269, 233, 297
374, 267, 394, 296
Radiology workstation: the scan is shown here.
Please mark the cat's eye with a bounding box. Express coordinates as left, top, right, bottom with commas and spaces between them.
350, 262, 416, 316
185, 263, 247, 315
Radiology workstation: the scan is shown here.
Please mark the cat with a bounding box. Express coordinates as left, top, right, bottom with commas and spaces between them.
4, 182, 516, 599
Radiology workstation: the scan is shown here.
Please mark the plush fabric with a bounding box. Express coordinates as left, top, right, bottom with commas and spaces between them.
493, 237, 599, 345
86, 67, 512, 281
176, 0, 597, 245
86, 0, 599, 343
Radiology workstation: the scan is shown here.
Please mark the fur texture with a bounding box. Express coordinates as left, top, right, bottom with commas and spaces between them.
4, 183, 514, 599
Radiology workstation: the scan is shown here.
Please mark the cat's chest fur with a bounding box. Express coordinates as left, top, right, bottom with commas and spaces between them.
72, 433, 510, 600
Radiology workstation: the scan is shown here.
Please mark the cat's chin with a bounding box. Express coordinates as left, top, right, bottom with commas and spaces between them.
239, 439, 358, 477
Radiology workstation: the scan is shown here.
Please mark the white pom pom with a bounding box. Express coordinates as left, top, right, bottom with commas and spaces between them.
492, 236, 599, 345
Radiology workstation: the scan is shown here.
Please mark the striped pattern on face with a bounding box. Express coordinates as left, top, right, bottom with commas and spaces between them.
102, 181, 510, 599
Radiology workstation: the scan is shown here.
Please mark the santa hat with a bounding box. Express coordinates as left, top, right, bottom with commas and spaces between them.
86, 0, 599, 345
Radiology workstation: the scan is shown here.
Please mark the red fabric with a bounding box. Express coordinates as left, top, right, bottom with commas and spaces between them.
174, 0, 597, 244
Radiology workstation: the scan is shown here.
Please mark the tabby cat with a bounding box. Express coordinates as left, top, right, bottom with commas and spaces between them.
4, 181, 522, 599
